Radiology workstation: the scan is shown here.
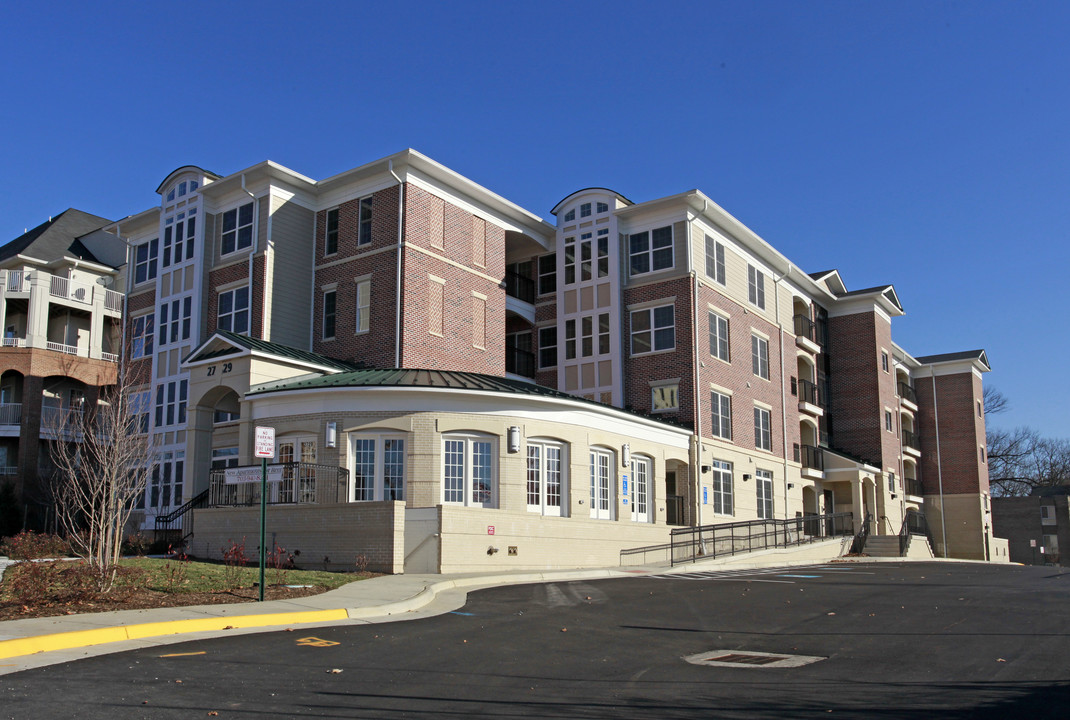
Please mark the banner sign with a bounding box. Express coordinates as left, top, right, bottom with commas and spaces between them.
225, 465, 286, 485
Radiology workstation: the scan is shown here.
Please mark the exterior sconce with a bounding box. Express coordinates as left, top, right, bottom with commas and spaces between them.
622, 443, 631, 467
507, 426, 520, 454
787, 483, 795, 490
325, 421, 338, 448
701, 464, 712, 474
743, 473, 752, 482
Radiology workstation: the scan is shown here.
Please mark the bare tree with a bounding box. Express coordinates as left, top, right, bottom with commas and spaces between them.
987, 426, 1041, 497
46, 370, 153, 592
983, 385, 1010, 416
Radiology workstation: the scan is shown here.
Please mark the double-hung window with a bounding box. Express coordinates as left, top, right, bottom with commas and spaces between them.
754, 407, 772, 451
711, 391, 732, 440
526, 440, 566, 516
222, 202, 254, 255
355, 279, 371, 333
158, 297, 192, 346
325, 208, 339, 255
443, 434, 496, 507
218, 287, 250, 335
539, 326, 558, 368
630, 304, 675, 354
751, 334, 769, 379
351, 435, 406, 502
748, 265, 766, 310
323, 290, 336, 340
709, 312, 729, 362
538, 254, 556, 295
756, 469, 774, 519
358, 196, 373, 245
705, 235, 726, 285
629, 226, 673, 276
131, 313, 154, 359
134, 239, 158, 285
711, 460, 733, 515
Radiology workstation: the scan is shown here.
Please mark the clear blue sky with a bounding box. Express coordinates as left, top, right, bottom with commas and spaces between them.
1, 1, 1065, 435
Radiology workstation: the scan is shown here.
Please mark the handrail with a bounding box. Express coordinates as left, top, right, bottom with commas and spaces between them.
505, 269, 535, 304
797, 377, 822, 407
850, 512, 873, 554
793, 314, 817, 343
898, 381, 917, 405
155, 488, 210, 526
898, 510, 935, 556
669, 511, 853, 566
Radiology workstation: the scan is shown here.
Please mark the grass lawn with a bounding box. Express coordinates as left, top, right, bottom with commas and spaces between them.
118, 557, 361, 593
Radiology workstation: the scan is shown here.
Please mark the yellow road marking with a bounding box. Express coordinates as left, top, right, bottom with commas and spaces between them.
159, 651, 207, 658
296, 637, 340, 647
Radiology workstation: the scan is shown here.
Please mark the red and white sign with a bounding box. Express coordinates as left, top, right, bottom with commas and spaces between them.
255, 426, 275, 458
487, 526, 495, 536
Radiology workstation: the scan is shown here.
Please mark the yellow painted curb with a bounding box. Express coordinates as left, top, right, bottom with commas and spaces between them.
0, 608, 350, 660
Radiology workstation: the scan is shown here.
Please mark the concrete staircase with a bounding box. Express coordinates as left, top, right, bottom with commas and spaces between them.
863, 536, 901, 558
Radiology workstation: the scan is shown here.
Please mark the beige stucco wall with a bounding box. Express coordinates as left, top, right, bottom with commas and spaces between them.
924, 492, 990, 560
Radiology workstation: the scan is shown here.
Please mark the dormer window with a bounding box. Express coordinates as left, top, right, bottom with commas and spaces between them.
564, 208, 575, 222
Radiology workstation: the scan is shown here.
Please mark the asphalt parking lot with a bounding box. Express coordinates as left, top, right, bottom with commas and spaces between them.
3, 561, 1068, 719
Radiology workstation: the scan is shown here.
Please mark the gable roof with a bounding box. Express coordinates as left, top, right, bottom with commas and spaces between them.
0, 209, 114, 265
914, 349, 991, 370
183, 330, 359, 373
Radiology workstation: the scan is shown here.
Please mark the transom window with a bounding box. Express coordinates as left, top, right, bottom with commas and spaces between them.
443, 435, 496, 507
222, 202, 254, 255
527, 440, 566, 516
709, 312, 729, 362
218, 287, 250, 335
134, 239, 158, 285
630, 304, 675, 354
351, 435, 406, 502
712, 459, 733, 515
629, 226, 673, 276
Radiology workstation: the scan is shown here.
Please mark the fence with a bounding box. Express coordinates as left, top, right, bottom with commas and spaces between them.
670, 511, 854, 565
208, 462, 349, 507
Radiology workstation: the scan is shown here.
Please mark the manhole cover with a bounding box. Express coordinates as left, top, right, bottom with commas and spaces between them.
684, 650, 826, 669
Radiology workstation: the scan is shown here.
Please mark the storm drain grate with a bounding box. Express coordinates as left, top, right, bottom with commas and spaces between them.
684, 650, 826, 669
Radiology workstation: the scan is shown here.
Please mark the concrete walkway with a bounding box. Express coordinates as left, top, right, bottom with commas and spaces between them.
0, 542, 969, 676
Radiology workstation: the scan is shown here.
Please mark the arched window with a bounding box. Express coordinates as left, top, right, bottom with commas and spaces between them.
526, 439, 568, 517
443, 433, 497, 508
589, 447, 615, 520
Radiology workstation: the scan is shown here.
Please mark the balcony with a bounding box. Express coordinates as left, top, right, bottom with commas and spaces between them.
795, 377, 824, 417
793, 314, 821, 354
504, 269, 536, 324
505, 345, 535, 379
2, 336, 25, 348
902, 428, 921, 457
904, 476, 924, 499
0, 403, 21, 436
794, 443, 825, 480
898, 381, 918, 411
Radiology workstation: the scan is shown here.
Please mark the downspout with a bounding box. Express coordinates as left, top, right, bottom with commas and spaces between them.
389, 160, 405, 368
240, 175, 257, 335
688, 205, 703, 530
775, 266, 790, 519
931, 372, 948, 557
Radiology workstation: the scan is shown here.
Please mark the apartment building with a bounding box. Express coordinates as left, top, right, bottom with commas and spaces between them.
6, 149, 998, 570
992, 487, 1070, 566
0, 210, 127, 526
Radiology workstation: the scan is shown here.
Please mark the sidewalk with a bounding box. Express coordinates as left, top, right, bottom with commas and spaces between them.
0, 542, 958, 675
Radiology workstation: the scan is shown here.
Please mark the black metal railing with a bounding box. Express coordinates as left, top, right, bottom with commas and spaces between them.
154, 488, 210, 541
670, 512, 853, 566
797, 377, 822, 407
793, 314, 819, 345
793, 443, 825, 471
505, 269, 535, 304
904, 477, 925, 497
850, 512, 874, 554
899, 510, 935, 556
665, 495, 685, 526
505, 346, 536, 378
208, 462, 349, 507
902, 428, 920, 450
898, 381, 917, 405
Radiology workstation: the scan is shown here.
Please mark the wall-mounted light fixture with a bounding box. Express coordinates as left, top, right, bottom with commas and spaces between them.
743, 473, 752, 481
787, 483, 795, 490
622, 443, 631, 467
507, 426, 520, 453
325, 421, 338, 448
701, 464, 712, 474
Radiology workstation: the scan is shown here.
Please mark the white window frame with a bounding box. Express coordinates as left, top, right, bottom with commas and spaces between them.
221, 202, 254, 256
596, 201, 609, 214
350, 433, 407, 502
526, 439, 567, 517
630, 304, 675, 355
564, 208, 575, 222
442, 434, 497, 508
748, 265, 766, 310
711, 390, 732, 440
712, 459, 733, 515
131, 313, 154, 359
134, 239, 158, 285
589, 447, 615, 520
218, 286, 250, 335
629, 225, 674, 276
630, 454, 653, 523
158, 295, 192, 346
709, 311, 729, 362
355, 278, 371, 334
754, 406, 772, 451
751, 334, 769, 379
580, 202, 592, 218
705, 235, 726, 285
756, 469, 774, 519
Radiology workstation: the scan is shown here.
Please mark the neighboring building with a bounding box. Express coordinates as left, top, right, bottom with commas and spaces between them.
0, 209, 127, 527
992, 487, 1070, 566
9, 149, 998, 571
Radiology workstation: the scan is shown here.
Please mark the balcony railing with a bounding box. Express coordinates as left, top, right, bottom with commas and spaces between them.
104, 289, 123, 312
797, 377, 822, 407
2, 336, 24, 348
0, 403, 21, 425
505, 269, 536, 305
4, 270, 27, 292
46, 341, 80, 356
209, 462, 349, 507
902, 428, 920, 451
898, 381, 917, 405
40, 406, 84, 432
793, 314, 819, 345
505, 345, 535, 378
905, 477, 925, 497
794, 443, 825, 471
0, 466, 16, 476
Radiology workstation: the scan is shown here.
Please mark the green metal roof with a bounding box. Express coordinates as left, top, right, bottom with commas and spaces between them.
186, 330, 361, 372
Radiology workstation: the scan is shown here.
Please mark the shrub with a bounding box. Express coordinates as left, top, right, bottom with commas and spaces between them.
0, 531, 70, 560
267, 543, 295, 587
221, 538, 249, 590
122, 532, 152, 557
